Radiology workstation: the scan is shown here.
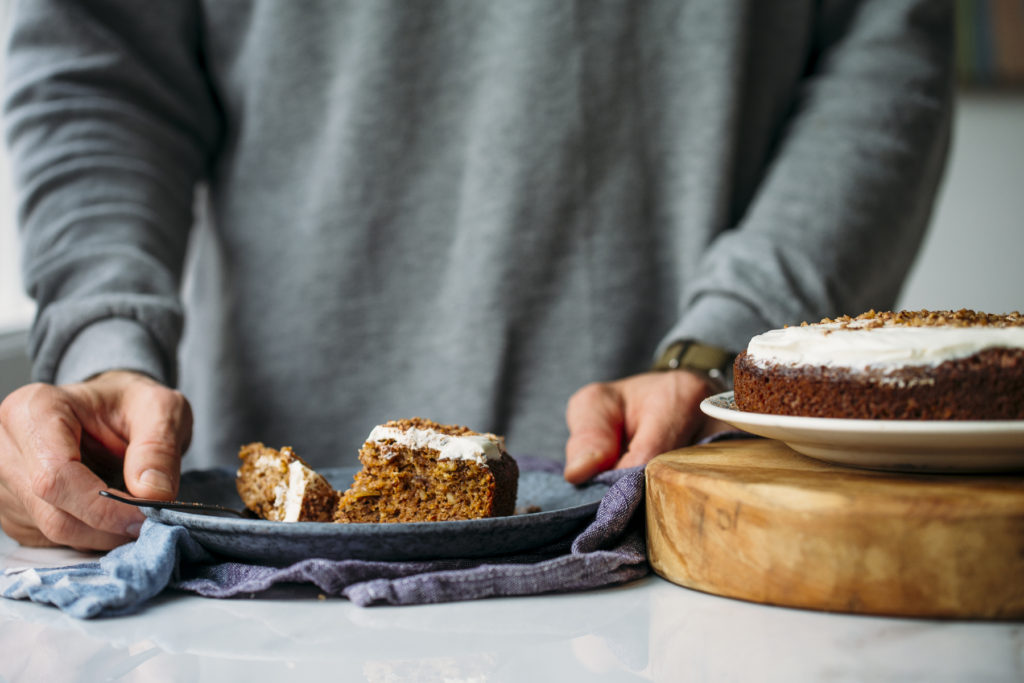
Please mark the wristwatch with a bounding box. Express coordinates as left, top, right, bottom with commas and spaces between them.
652, 339, 736, 393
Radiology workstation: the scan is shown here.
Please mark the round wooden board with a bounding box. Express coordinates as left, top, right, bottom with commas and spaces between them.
645, 439, 1024, 619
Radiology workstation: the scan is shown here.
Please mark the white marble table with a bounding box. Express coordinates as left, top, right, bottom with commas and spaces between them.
0, 532, 1020, 681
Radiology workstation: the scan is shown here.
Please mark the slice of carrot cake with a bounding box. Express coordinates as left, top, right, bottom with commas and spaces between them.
334, 418, 519, 523
236, 442, 339, 522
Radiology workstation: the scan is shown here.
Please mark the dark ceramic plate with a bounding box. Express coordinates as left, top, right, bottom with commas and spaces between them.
143, 467, 608, 563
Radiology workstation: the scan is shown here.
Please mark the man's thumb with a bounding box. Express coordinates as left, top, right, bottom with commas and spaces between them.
119, 386, 192, 500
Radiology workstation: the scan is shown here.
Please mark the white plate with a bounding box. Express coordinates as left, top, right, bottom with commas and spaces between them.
700, 392, 1024, 473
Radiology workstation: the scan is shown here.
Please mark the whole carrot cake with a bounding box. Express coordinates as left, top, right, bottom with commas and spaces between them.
335, 418, 519, 523
733, 310, 1024, 420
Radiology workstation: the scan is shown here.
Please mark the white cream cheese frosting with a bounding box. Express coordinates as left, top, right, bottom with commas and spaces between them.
367, 425, 505, 465
258, 448, 309, 522
279, 460, 309, 522
746, 317, 1024, 370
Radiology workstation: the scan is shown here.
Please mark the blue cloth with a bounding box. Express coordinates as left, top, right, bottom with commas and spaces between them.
0, 462, 647, 618
0, 522, 212, 618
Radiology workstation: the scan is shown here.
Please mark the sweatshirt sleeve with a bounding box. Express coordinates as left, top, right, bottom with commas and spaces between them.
3, 0, 221, 385
659, 0, 954, 355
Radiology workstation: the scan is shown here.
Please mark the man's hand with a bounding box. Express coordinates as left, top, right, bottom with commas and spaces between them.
563, 371, 729, 484
0, 370, 192, 550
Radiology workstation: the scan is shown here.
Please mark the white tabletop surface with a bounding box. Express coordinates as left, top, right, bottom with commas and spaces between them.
0, 531, 1020, 682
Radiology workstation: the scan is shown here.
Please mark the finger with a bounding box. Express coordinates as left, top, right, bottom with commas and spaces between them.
31, 456, 145, 542
0, 513, 59, 547
616, 372, 708, 469
34, 500, 135, 551
564, 382, 624, 484
0, 477, 130, 550
616, 408, 692, 470
0, 479, 56, 546
119, 384, 192, 501
3, 387, 145, 540
616, 420, 686, 470
3, 502, 132, 551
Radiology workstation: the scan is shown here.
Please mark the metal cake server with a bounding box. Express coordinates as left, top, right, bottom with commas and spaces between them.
99, 490, 255, 518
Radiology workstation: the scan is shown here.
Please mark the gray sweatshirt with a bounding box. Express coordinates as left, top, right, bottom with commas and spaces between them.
3, 0, 952, 468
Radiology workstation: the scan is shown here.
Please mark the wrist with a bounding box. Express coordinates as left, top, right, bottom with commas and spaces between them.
652, 339, 736, 393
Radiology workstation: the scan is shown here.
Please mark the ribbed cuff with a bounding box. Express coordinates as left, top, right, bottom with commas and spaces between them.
53, 318, 170, 386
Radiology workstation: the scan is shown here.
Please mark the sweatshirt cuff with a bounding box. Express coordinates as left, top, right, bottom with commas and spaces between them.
53, 318, 171, 386
656, 294, 775, 360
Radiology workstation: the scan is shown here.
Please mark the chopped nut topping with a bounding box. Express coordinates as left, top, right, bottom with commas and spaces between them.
815, 309, 1024, 329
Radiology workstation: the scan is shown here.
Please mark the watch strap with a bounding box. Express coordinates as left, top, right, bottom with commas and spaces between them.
652, 339, 736, 392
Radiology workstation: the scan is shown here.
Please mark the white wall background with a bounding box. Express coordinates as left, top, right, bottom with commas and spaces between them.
897, 91, 1024, 314
0, 0, 32, 336
0, 0, 1023, 393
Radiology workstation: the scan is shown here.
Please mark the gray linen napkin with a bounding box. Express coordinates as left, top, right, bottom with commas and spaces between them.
0, 457, 647, 618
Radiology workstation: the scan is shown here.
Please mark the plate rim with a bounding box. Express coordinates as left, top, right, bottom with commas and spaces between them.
146, 496, 604, 533
701, 391, 1024, 436
700, 391, 1024, 473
